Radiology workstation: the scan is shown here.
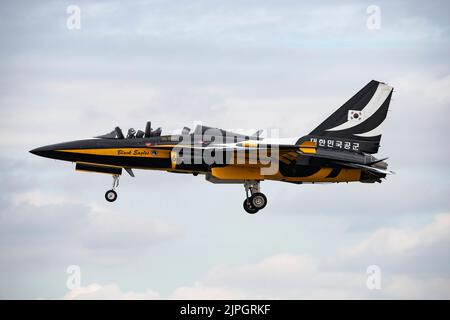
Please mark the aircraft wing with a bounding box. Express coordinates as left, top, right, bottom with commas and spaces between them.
147, 141, 392, 174
146, 140, 316, 152
146, 140, 316, 165
338, 162, 394, 175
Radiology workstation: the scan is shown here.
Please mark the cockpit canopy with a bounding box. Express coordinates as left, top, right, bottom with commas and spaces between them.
95, 121, 162, 139
95, 122, 260, 141
192, 125, 261, 141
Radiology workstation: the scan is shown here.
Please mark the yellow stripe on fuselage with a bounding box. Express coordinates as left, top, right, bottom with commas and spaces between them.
57, 148, 171, 158
267, 167, 361, 183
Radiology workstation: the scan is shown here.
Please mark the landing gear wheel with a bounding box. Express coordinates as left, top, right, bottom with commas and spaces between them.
243, 199, 259, 214
105, 190, 117, 202
250, 192, 267, 210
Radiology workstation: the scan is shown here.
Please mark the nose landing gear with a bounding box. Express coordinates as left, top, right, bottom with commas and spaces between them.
243, 181, 267, 214
105, 174, 120, 202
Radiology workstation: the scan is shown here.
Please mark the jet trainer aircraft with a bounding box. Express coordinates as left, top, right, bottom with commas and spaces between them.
30, 80, 394, 213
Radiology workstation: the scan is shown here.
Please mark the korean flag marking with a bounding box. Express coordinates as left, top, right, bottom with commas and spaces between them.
348, 110, 364, 121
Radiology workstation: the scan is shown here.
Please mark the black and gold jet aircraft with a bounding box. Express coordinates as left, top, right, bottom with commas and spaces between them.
30, 80, 394, 213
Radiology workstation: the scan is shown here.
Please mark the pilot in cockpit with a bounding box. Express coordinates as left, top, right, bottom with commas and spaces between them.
127, 128, 136, 139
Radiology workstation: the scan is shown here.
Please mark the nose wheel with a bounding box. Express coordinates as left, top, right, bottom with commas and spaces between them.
105, 189, 117, 202
243, 181, 267, 214
105, 174, 120, 202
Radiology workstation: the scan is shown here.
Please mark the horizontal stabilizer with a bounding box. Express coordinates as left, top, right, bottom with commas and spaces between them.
346, 162, 394, 175
366, 157, 389, 166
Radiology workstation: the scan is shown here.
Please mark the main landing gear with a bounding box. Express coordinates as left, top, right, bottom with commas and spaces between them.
105, 174, 119, 202
243, 181, 267, 214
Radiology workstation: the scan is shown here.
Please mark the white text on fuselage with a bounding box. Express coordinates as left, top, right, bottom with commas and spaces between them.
310, 138, 360, 152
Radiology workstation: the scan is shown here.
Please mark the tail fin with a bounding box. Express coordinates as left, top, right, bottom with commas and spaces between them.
298, 80, 393, 154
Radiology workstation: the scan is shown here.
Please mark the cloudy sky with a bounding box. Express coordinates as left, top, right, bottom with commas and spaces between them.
0, 0, 449, 299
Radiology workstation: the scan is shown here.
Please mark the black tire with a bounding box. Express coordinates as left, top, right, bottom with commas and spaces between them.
250, 192, 267, 209
105, 190, 117, 202
243, 199, 259, 214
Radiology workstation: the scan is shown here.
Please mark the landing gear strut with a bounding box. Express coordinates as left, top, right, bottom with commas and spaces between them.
243, 181, 267, 214
105, 174, 119, 202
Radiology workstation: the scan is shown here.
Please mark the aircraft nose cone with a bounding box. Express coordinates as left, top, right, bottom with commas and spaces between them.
30, 140, 97, 161
29, 145, 54, 158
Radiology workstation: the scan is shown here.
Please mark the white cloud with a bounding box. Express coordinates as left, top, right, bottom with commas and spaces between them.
69, 212, 450, 299
169, 214, 450, 299
384, 275, 450, 299
204, 253, 318, 285
83, 205, 179, 253
64, 282, 245, 300
64, 283, 160, 300
171, 283, 248, 300
12, 189, 75, 207
0, 191, 180, 266
339, 213, 450, 258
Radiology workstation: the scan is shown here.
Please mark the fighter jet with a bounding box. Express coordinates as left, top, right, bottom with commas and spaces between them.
30, 80, 394, 213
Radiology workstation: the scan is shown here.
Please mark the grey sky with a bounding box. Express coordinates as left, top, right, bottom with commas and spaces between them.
0, 0, 449, 299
